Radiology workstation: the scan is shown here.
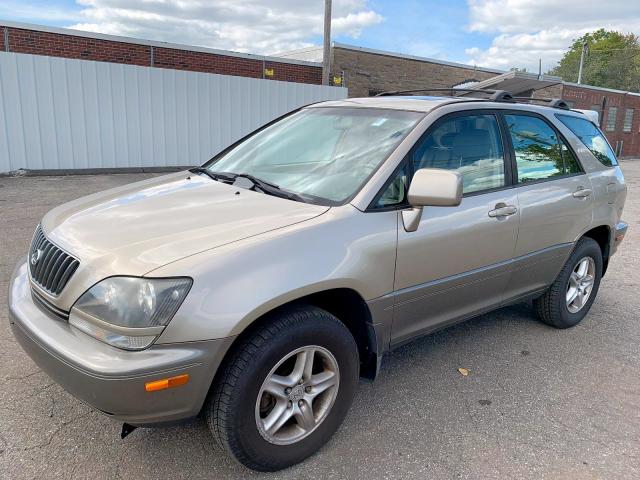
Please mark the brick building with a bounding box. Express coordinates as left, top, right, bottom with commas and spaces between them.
562, 83, 640, 157
2, 20, 640, 158
0, 21, 322, 84
280, 43, 640, 158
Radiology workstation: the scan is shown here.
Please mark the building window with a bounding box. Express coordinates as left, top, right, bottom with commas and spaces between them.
623, 108, 634, 132
605, 106, 618, 132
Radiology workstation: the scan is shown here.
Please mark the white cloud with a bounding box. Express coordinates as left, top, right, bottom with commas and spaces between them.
465, 0, 640, 72
67, 0, 382, 55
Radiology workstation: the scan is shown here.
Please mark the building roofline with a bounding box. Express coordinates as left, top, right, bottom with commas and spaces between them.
331, 42, 506, 75
563, 81, 640, 97
0, 19, 322, 68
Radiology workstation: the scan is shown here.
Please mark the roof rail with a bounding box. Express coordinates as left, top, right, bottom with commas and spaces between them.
375, 87, 502, 97
512, 97, 571, 110
374, 87, 518, 104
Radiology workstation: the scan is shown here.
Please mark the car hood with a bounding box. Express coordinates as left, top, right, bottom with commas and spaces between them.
42, 172, 329, 279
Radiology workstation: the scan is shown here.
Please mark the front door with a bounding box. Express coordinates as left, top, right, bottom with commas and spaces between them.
390, 111, 520, 346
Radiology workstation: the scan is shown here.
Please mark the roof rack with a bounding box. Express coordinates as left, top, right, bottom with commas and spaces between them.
511, 97, 571, 110
375, 87, 516, 102
373, 88, 574, 110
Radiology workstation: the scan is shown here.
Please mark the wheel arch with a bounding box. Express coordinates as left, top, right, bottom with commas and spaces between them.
580, 224, 611, 275
214, 287, 382, 386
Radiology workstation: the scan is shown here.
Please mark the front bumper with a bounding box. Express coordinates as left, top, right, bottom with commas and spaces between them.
8, 260, 235, 426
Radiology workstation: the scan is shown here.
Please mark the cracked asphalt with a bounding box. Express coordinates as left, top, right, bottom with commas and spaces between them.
1, 162, 639, 479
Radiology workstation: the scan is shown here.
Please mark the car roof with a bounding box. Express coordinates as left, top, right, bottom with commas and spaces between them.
308, 95, 588, 119
308, 96, 453, 113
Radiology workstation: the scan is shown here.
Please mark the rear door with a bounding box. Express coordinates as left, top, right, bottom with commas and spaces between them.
389, 111, 520, 345
500, 112, 593, 301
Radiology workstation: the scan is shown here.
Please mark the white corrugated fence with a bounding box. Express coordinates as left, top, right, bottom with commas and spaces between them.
0, 52, 347, 173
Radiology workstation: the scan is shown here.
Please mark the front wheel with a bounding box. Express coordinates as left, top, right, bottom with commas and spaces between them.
206, 306, 359, 471
534, 237, 603, 329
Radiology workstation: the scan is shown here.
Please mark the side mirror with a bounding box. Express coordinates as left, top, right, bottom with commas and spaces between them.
403, 168, 463, 232
408, 168, 463, 207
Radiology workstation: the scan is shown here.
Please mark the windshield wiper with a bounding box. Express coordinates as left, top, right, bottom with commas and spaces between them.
190, 168, 307, 203
231, 173, 308, 203
189, 167, 235, 182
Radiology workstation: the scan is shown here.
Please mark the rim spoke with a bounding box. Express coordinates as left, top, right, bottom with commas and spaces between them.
309, 370, 337, 397
263, 375, 290, 399
263, 400, 292, 435
294, 400, 316, 431
576, 259, 589, 278
290, 350, 313, 383
570, 271, 580, 285
566, 287, 579, 305
302, 349, 315, 382
575, 290, 585, 308
582, 274, 594, 287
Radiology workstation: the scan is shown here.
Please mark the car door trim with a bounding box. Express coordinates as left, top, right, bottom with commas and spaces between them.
392, 242, 573, 310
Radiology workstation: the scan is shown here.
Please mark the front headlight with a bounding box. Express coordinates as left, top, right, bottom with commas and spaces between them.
68, 277, 192, 350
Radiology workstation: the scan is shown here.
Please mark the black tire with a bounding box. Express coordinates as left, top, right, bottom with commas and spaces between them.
206, 305, 359, 472
534, 237, 603, 329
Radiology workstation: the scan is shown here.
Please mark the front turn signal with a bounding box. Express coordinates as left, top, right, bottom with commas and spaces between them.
145, 374, 190, 392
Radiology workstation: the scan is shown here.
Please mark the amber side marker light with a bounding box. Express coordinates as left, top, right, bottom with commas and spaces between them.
145, 374, 190, 392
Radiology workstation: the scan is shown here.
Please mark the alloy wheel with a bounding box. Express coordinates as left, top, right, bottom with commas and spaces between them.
566, 256, 596, 313
255, 346, 340, 445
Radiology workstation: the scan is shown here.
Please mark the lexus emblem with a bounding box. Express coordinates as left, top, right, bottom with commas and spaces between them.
31, 249, 42, 266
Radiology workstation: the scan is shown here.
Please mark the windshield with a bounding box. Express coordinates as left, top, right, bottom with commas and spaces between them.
204, 107, 423, 204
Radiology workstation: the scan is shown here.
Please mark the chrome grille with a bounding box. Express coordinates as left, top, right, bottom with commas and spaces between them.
29, 225, 79, 296
31, 287, 69, 320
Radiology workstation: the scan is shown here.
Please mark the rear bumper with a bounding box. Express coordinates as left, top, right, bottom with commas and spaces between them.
611, 221, 628, 256
8, 260, 235, 426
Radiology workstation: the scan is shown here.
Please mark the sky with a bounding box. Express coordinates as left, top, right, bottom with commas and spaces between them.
1, 0, 639, 73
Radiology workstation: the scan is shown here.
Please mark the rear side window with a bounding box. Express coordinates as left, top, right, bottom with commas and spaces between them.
556, 114, 618, 167
504, 114, 581, 183
411, 114, 505, 194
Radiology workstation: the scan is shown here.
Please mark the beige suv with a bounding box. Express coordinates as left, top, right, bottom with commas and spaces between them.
9, 92, 628, 471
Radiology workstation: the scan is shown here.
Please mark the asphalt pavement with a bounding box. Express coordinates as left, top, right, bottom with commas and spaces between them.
1, 162, 639, 479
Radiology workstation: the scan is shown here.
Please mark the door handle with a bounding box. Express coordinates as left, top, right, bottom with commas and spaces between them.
488, 204, 517, 218
573, 187, 592, 198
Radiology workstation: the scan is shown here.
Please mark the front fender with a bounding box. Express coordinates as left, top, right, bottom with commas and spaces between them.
150, 206, 398, 343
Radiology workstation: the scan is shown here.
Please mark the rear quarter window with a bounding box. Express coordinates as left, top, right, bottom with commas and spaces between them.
556, 114, 618, 167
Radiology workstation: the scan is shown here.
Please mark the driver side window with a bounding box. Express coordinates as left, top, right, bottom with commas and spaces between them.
411, 114, 506, 194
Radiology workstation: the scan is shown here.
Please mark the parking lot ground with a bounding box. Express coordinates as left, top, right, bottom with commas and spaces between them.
1, 162, 639, 480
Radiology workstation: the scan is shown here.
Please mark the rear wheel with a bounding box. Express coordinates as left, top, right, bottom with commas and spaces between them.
206, 306, 359, 471
534, 237, 603, 328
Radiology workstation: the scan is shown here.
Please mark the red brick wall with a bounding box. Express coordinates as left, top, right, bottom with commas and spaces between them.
563, 84, 640, 158
265, 60, 322, 84
1, 26, 323, 85
153, 46, 263, 77
8, 27, 151, 65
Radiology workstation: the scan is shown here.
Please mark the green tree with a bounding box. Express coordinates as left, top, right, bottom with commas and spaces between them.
548, 29, 640, 92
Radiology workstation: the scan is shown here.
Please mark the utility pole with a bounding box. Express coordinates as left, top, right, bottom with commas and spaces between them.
577, 41, 587, 84
322, 0, 332, 85
538, 58, 542, 79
